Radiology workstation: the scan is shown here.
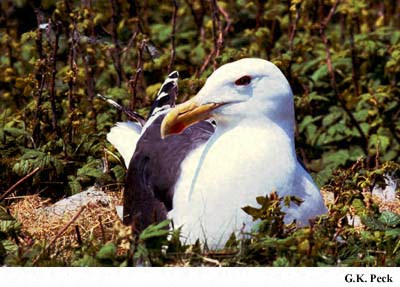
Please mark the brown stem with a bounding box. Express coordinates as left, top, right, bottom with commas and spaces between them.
196, 0, 225, 77
1, 167, 41, 201
31, 206, 86, 265
49, 21, 61, 137
197, 50, 215, 77
184, 0, 206, 39
349, 19, 360, 98
129, 40, 146, 110
210, 0, 223, 69
168, 0, 178, 74
217, 3, 232, 36
319, 0, 368, 154
32, 10, 46, 144
49, 206, 86, 247
121, 30, 139, 62
99, 216, 106, 244
82, 53, 95, 101
288, 1, 301, 83
33, 75, 46, 145
75, 225, 82, 246
67, 23, 78, 113
109, 0, 123, 87
255, 0, 265, 30
289, 2, 301, 52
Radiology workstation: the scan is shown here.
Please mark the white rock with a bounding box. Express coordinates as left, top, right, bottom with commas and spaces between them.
42, 187, 111, 216
372, 173, 398, 202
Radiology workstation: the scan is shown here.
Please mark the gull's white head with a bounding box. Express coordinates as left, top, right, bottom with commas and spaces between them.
161, 58, 295, 138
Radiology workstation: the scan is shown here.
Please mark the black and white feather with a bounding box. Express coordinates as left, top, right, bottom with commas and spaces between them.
107, 71, 214, 231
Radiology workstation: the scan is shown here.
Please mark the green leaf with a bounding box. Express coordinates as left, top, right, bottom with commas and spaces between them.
273, 256, 290, 267
139, 220, 171, 241
96, 243, 117, 260
0, 206, 14, 221
384, 228, 400, 238
72, 254, 99, 267
2, 239, 18, 253
362, 216, 385, 231
378, 211, 400, 227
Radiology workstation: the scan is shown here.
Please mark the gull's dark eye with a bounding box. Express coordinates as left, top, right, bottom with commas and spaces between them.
234, 75, 252, 86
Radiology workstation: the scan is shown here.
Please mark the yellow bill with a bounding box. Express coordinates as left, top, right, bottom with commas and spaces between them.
160, 97, 222, 139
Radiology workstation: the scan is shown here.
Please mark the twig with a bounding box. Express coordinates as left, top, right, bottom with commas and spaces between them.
32, 206, 86, 265
375, 139, 381, 168
97, 93, 146, 125
75, 225, 82, 246
49, 20, 61, 137
319, 0, 368, 154
121, 30, 139, 62
99, 216, 106, 244
194, 0, 229, 78
184, 0, 206, 41
1, 167, 41, 201
289, 2, 301, 52
210, 0, 223, 69
349, 19, 360, 98
128, 40, 146, 111
287, 1, 301, 83
32, 10, 46, 144
109, 0, 123, 87
67, 22, 78, 113
33, 74, 45, 145
67, 21, 80, 143
103, 147, 110, 173
197, 51, 215, 77
82, 53, 97, 126
48, 206, 86, 248
255, 0, 265, 30
217, 4, 232, 36
168, 0, 178, 74
201, 256, 222, 267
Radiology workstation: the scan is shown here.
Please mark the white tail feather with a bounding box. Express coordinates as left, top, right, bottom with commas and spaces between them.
107, 121, 142, 168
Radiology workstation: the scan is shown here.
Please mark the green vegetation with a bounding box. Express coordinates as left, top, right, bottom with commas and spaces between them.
0, 0, 399, 266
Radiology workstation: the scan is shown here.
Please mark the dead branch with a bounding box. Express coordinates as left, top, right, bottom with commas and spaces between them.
1, 167, 41, 202
349, 20, 360, 98
319, 0, 368, 155
129, 40, 146, 111
196, 0, 226, 77
255, 0, 266, 30
99, 216, 106, 244
49, 20, 61, 137
109, 0, 124, 87
48, 206, 86, 248
289, 2, 301, 51
97, 93, 145, 125
33, 9, 47, 144
184, 0, 206, 42
217, 3, 232, 36
168, 0, 178, 74
197, 51, 215, 77
75, 225, 82, 246
121, 30, 139, 62
210, 0, 223, 69
31, 206, 86, 265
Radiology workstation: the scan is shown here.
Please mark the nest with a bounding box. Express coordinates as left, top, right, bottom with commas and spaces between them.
8, 189, 125, 262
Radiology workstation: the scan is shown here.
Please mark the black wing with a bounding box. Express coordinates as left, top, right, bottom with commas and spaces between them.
123, 115, 213, 231
123, 70, 214, 232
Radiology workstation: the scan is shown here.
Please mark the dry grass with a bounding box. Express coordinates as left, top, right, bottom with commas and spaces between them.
8, 190, 125, 261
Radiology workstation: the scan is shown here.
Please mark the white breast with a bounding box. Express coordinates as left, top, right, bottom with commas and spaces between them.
169, 118, 297, 248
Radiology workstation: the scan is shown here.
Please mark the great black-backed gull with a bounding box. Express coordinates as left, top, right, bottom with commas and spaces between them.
107, 58, 327, 248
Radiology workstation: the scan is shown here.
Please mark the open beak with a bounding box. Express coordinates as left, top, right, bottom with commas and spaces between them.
160, 96, 222, 139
